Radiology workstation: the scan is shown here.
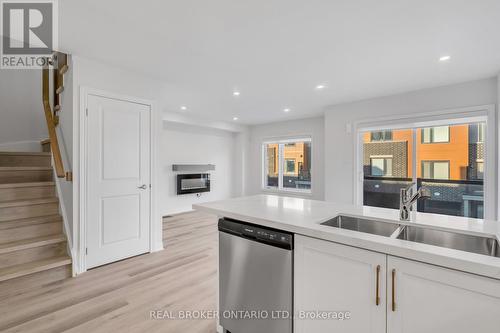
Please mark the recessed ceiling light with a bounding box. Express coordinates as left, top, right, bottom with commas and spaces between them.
180, 106, 187, 111
283, 108, 291, 113
233, 91, 241, 96
315, 84, 326, 90
233, 117, 239, 121
439, 55, 451, 62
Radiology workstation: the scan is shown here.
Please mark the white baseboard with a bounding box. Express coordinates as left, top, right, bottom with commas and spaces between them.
151, 240, 164, 253
52, 160, 76, 276
162, 209, 195, 218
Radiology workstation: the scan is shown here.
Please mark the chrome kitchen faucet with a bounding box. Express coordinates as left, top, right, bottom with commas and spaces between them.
399, 183, 431, 221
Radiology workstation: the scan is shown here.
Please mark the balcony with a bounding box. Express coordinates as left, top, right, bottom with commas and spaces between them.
267, 175, 311, 190
364, 176, 484, 219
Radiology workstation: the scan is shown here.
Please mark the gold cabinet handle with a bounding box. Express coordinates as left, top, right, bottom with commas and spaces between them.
391, 269, 396, 312
375, 265, 381, 306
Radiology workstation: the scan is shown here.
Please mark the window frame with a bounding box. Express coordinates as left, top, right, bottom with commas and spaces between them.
371, 130, 393, 142
421, 160, 450, 180
476, 159, 484, 180
285, 158, 296, 174
478, 123, 486, 143
370, 155, 393, 177
421, 126, 450, 144
262, 137, 312, 194
353, 105, 496, 220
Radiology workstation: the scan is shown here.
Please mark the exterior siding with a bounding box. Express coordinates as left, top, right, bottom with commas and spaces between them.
363, 141, 408, 177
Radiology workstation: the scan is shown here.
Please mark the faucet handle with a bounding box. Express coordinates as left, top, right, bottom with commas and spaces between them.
402, 182, 415, 195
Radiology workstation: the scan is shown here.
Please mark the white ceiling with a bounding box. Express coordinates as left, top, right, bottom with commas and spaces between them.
59, 0, 500, 125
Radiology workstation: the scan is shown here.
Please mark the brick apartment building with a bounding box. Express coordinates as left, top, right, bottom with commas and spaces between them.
363, 124, 484, 218
266, 142, 312, 188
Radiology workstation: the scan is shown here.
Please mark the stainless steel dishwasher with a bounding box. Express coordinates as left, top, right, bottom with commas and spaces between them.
218, 218, 293, 333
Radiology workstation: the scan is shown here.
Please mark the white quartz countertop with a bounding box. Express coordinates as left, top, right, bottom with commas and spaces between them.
193, 194, 500, 280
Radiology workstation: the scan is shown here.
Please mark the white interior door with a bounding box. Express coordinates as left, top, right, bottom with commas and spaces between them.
86, 93, 151, 269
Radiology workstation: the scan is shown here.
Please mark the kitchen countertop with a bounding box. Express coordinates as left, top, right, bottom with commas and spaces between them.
193, 194, 500, 280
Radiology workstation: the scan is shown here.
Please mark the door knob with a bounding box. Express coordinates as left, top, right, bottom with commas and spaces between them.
138, 184, 147, 190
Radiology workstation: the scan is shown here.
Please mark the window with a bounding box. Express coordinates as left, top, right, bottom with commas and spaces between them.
361, 120, 486, 219
264, 144, 279, 188
370, 156, 393, 177
263, 138, 311, 192
363, 128, 413, 210
371, 130, 393, 141
421, 161, 449, 180
476, 160, 484, 180
285, 159, 296, 174
478, 123, 485, 143
421, 126, 449, 143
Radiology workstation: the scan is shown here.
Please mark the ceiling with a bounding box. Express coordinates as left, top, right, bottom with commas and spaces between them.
59, 0, 500, 125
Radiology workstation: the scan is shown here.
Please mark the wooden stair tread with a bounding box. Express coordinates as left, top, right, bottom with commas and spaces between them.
0, 215, 62, 230
0, 146, 72, 285
0, 167, 52, 171
0, 181, 55, 189
0, 234, 66, 254
0, 197, 58, 208
0, 152, 51, 156
0, 256, 71, 282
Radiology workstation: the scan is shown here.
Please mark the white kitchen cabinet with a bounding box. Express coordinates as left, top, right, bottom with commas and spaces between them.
387, 256, 500, 333
295, 235, 500, 333
294, 235, 386, 333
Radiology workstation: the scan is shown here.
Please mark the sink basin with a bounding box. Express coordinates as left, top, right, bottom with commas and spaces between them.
397, 225, 500, 257
321, 215, 400, 237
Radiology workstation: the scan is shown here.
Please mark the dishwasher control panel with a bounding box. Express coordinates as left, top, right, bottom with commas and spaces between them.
219, 218, 293, 250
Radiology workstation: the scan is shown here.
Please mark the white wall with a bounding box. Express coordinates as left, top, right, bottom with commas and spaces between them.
0, 69, 46, 150
71, 56, 245, 269
55, 56, 75, 255
0, 63, 75, 255
246, 116, 325, 200
324, 77, 498, 205
72, 56, 168, 260
233, 130, 250, 197
69, 55, 499, 271
160, 122, 237, 215
498, 74, 500, 212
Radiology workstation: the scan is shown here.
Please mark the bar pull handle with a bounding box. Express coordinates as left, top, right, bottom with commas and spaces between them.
391, 269, 396, 312
375, 265, 381, 306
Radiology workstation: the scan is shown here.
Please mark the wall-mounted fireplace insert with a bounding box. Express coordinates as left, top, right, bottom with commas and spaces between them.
177, 173, 211, 195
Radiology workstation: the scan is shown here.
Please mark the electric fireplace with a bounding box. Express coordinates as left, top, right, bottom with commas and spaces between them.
177, 173, 211, 195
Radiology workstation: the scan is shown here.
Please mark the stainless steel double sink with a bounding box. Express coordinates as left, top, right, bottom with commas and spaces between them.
321, 215, 500, 258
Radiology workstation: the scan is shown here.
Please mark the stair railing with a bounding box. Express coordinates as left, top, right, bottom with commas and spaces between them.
42, 52, 69, 180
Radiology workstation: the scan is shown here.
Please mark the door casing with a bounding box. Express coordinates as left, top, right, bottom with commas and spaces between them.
77, 87, 160, 274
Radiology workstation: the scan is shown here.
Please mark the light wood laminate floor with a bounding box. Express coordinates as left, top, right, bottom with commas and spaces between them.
0, 211, 218, 333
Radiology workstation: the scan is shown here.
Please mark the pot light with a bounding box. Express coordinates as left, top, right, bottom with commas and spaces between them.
315, 84, 326, 90
283, 108, 291, 113
233, 117, 239, 121
180, 106, 187, 111
439, 55, 451, 62
233, 91, 241, 96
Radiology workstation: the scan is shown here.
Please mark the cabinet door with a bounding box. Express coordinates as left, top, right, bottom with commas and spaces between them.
294, 235, 386, 333
387, 256, 500, 333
